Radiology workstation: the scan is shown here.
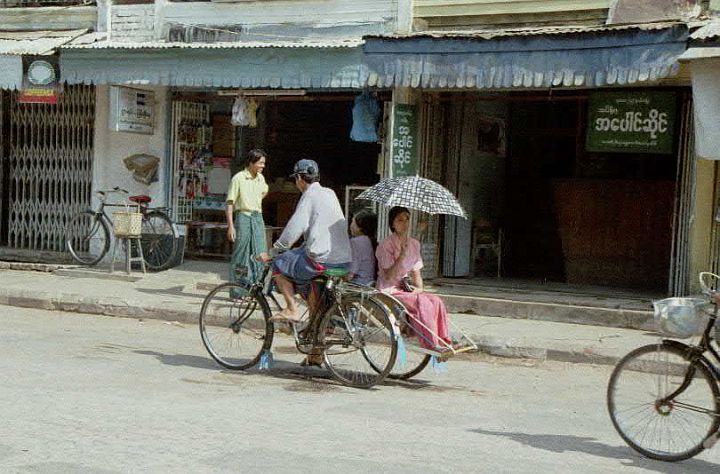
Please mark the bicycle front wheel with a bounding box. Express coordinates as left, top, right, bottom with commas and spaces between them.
199, 283, 274, 370
318, 294, 398, 389
141, 210, 178, 271
65, 211, 110, 266
607, 342, 720, 462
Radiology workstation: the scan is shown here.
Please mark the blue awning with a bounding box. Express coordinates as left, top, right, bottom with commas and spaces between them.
61, 40, 369, 89
363, 24, 689, 89
0, 55, 22, 89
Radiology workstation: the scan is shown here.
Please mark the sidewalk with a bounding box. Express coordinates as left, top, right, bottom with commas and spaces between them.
0, 260, 666, 367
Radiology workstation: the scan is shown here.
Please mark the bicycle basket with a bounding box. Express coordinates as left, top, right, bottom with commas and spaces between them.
653, 297, 710, 338
113, 208, 142, 237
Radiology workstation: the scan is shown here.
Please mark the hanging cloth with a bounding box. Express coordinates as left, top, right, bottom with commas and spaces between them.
231, 95, 250, 126
247, 98, 259, 128
350, 91, 381, 143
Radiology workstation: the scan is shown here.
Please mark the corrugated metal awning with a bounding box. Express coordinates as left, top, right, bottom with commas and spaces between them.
60, 35, 368, 89
363, 23, 689, 89
0, 29, 88, 55
0, 29, 87, 90
689, 19, 720, 40
63, 34, 364, 50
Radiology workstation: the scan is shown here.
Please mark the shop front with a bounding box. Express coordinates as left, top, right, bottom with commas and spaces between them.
1, 29, 94, 262
167, 89, 385, 258
61, 39, 386, 260
365, 23, 695, 294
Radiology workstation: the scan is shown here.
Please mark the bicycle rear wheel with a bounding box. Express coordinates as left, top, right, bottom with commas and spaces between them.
65, 211, 110, 266
607, 342, 720, 462
141, 210, 178, 271
370, 293, 430, 379
318, 294, 398, 389
199, 283, 274, 370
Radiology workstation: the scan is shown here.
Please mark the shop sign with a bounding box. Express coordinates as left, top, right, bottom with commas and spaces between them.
109, 86, 155, 134
586, 91, 676, 154
391, 103, 419, 177
18, 56, 61, 104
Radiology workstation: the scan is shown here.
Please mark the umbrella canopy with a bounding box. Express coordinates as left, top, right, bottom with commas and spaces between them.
355, 176, 467, 219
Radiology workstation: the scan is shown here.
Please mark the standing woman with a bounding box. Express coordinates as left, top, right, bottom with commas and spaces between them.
376, 206, 453, 351
226, 149, 269, 292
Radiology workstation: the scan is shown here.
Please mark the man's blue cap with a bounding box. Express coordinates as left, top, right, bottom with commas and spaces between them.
290, 159, 319, 178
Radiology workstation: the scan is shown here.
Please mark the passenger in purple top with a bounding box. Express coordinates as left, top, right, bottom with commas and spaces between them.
348, 210, 377, 286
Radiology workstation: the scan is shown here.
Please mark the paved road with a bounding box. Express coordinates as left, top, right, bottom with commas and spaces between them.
1, 307, 718, 473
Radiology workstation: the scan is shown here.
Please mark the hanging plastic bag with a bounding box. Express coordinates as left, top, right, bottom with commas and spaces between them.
231, 96, 250, 127
350, 91, 381, 143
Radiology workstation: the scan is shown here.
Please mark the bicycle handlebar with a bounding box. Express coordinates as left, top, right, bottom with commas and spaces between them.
95, 187, 129, 202
698, 272, 720, 297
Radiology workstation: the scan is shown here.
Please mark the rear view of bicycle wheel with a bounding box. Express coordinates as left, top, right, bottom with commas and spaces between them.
607, 342, 720, 462
199, 283, 274, 370
140, 210, 178, 271
318, 294, 398, 389
66, 211, 111, 266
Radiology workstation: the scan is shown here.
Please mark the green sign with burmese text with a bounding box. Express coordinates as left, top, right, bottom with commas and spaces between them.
391, 103, 419, 177
586, 91, 676, 154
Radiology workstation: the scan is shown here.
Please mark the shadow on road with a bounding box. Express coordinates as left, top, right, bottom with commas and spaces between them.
470, 429, 719, 473
132, 349, 455, 392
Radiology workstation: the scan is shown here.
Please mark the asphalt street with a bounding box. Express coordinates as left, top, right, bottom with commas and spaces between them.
1, 306, 718, 473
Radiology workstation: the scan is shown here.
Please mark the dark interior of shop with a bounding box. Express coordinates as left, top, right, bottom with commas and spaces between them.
503, 94, 680, 290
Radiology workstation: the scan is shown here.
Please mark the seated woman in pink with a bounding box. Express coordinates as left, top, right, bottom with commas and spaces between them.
375, 206, 452, 351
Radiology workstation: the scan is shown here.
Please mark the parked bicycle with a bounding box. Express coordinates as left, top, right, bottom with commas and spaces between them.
607, 272, 720, 462
65, 187, 179, 271
199, 259, 400, 389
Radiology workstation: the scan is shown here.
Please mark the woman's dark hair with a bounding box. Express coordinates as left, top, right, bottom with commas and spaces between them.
353, 210, 378, 249
245, 148, 267, 167
388, 206, 410, 233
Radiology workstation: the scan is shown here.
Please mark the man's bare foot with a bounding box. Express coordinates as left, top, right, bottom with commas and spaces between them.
270, 308, 303, 323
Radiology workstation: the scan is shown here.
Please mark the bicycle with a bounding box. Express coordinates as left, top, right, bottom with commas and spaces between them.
65, 187, 179, 271
199, 259, 400, 389
607, 272, 720, 462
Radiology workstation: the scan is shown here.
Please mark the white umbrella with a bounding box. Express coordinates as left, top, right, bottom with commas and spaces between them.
355, 176, 467, 219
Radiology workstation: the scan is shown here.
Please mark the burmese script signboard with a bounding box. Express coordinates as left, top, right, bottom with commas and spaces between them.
391, 103, 419, 177
109, 86, 155, 134
586, 91, 676, 154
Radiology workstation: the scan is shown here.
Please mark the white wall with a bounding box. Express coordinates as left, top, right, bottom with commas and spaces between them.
92, 85, 170, 209
163, 0, 397, 29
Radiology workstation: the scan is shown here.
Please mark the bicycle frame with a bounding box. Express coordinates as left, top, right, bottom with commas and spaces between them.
658, 303, 720, 419
243, 262, 397, 355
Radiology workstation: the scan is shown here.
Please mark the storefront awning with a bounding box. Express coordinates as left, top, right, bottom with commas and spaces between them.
0, 29, 87, 90
60, 37, 369, 89
362, 23, 689, 89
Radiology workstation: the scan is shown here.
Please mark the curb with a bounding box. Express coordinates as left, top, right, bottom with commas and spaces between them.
440, 293, 654, 332
0, 287, 625, 368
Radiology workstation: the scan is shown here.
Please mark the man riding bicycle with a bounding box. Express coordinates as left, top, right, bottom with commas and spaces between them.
260, 159, 352, 324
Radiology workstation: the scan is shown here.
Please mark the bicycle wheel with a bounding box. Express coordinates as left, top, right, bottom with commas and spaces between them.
141, 210, 178, 271
199, 283, 274, 370
318, 294, 398, 389
364, 295, 430, 379
65, 211, 110, 266
607, 342, 720, 462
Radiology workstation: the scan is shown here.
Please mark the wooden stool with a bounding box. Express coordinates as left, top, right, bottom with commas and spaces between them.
110, 236, 146, 274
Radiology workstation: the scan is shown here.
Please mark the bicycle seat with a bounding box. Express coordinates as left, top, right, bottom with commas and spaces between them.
129, 195, 151, 204
322, 268, 350, 278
